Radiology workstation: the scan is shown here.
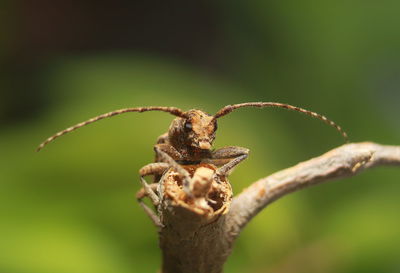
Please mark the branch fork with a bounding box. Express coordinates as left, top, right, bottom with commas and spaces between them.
140, 142, 400, 273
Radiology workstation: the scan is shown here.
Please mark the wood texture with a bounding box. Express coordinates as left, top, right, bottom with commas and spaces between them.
152, 142, 400, 273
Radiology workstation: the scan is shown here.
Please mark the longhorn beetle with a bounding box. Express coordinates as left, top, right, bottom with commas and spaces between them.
37, 102, 348, 216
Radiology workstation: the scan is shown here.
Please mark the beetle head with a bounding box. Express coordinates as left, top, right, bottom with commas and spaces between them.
169, 109, 217, 150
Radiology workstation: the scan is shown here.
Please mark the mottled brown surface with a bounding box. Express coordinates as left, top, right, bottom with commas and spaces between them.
155, 142, 399, 273
159, 164, 233, 273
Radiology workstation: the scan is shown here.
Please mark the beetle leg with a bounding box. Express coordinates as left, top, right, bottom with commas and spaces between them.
136, 163, 169, 228
139, 177, 160, 205
209, 146, 250, 176
138, 198, 163, 228
139, 162, 170, 177
154, 145, 193, 196
138, 162, 169, 205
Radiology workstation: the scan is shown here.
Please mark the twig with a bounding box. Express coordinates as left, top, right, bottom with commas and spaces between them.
145, 142, 400, 273
227, 142, 400, 234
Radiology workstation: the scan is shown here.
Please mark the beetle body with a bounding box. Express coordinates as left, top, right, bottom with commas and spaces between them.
37, 102, 349, 225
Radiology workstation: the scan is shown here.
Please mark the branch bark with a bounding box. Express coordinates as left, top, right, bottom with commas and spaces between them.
148, 142, 400, 273
226, 142, 400, 236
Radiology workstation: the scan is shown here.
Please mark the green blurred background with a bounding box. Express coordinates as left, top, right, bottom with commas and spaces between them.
1, 1, 400, 273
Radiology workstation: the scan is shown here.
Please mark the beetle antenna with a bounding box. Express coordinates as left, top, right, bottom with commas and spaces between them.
36, 106, 186, 152
214, 102, 349, 142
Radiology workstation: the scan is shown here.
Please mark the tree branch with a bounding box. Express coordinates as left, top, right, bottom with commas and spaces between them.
147, 142, 400, 273
227, 142, 400, 235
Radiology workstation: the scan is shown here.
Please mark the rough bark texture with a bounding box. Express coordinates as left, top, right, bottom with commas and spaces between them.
149, 142, 400, 273
158, 164, 234, 273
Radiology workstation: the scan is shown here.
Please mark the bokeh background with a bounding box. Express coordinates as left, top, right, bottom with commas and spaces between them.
1, 1, 400, 273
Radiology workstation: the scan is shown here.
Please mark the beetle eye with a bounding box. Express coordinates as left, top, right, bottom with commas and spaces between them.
184, 121, 192, 131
